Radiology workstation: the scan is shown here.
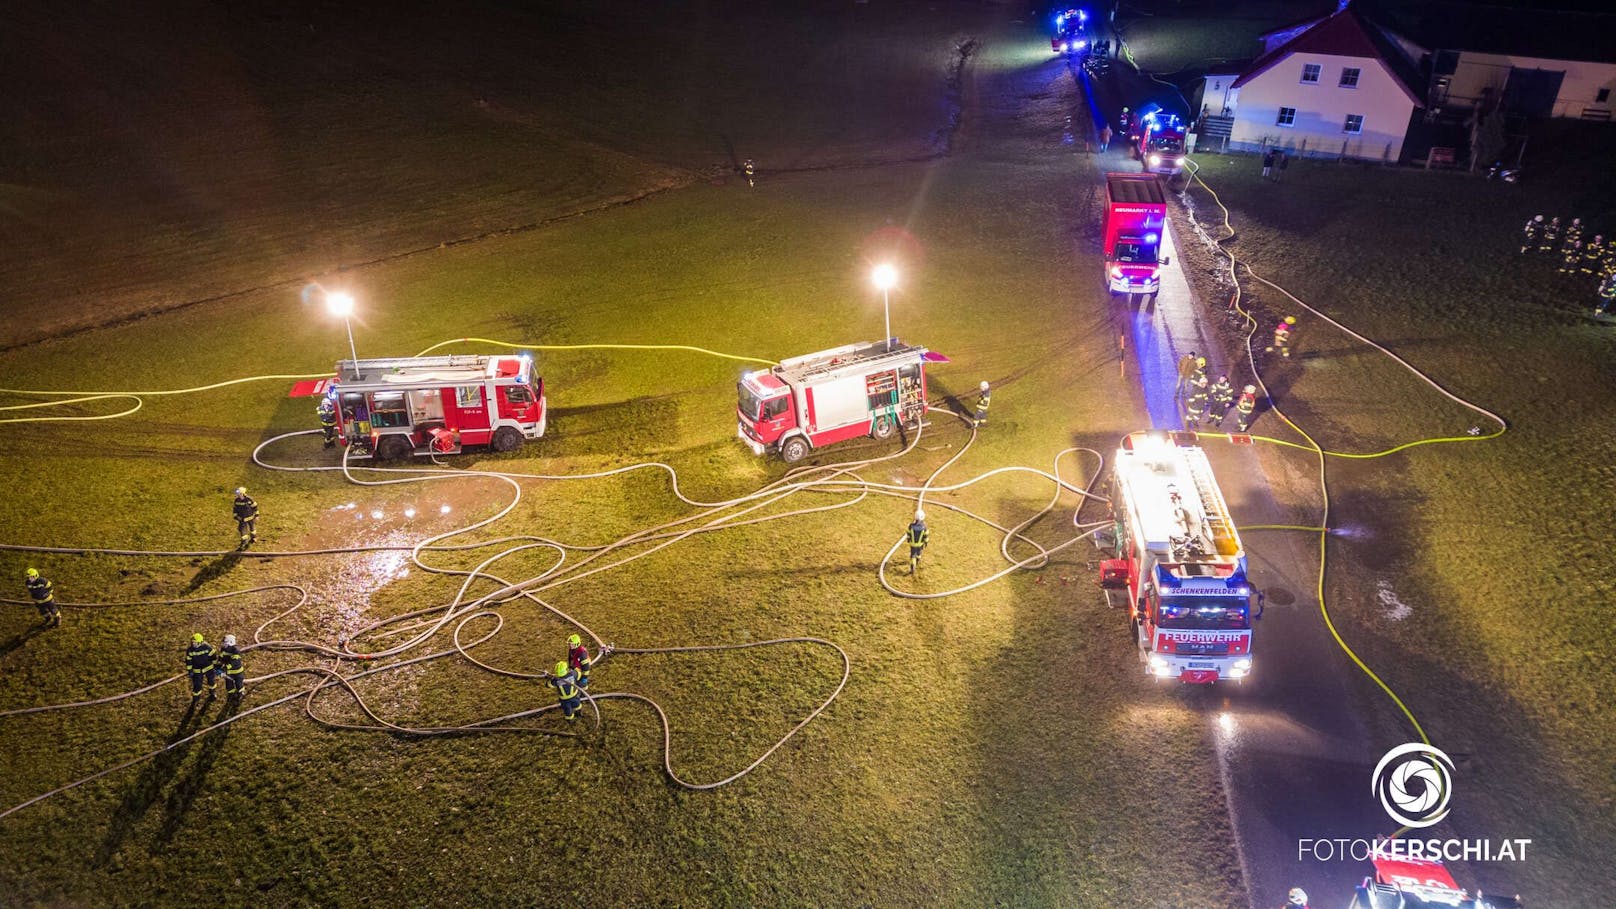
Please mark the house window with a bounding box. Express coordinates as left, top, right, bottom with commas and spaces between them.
1343, 114, 1364, 134
1598, 88, 1611, 103
1301, 63, 1321, 84
1340, 67, 1361, 88
1276, 107, 1297, 127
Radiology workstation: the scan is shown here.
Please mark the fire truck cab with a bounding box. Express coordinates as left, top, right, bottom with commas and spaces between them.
1051, 8, 1089, 54
1136, 113, 1188, 175
737, 341, 931, 463
1350, 855, 1524, 909
1099, 432, 1259, 684
329, 354, 546, 460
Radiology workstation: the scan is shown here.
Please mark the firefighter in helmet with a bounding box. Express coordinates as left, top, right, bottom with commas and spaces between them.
217, 634, 246, 699
1285, 887, 1310, 908
24, 568, 60, 628
973, 381, 991, 426
186, 632, 219, 700
1520, 214, 1543, 254
906, 509, 929, 575
566, 633, 611, 689
550, 660, 582, 722
1539, 216, 1560, 252
1235, 385, 1259, 432
1183, 372, 1209, 423
1205, 375, 1235, 426
232, 487, 258, 551
1564, 216, 1584, 251
1266, 316, 1295, 358
317, 396, 339, 449
743, 158, 756, 188
1560, 240, 1583, 275
1582, 234, 1606, 275
1594, 271, 1616, 317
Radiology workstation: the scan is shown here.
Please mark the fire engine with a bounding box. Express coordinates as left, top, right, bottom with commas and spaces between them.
1050, 8, 1089, 54
1350, 854, 1524, 908
1136, 112, 1188, 175
292, 354, 546, 460
1098, 432, 1259, 683
737, 340, 935, 463
1102, 172, 1170, 302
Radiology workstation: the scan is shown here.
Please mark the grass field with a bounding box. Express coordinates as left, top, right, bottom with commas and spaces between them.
0, 6, 1251, 906
1170, 129, 1616, 901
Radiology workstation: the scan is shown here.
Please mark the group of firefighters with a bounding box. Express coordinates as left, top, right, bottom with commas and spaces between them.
1519, 214, 1616, 314
547, 633, 613, 721
183, 631, 248, 700
1176, 350, 1264, 432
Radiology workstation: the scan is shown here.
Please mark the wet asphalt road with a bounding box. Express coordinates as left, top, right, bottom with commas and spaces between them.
997, 11, 1412, 907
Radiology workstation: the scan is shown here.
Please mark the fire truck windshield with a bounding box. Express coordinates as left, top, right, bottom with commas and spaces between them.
1157, 598, 1250, 630
1146, 136, 1185, 154
737, 383, 763, 419
1115, 241, 1159, 264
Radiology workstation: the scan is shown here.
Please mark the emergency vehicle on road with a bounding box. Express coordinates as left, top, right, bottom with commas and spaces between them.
1136, 113, 1188, 176
1102, 173, 1170, 302
292, 354, 546, 460
1051, 8, 1089, 54
737, 341, 935, 463
1350, 854, 1524, 908
1099, 432, 1259, 683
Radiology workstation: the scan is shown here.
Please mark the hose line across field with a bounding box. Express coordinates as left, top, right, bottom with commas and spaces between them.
0, 339, 1101, 818
1180, 158, 1509, 748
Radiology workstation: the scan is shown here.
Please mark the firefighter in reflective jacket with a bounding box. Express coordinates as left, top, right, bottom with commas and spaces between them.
317, 397, 339, 449
743, 158, 756, 188
907, 510, 929, 575
1183, 372, 1209, 423
550, 660, 582, 721
974, 381, 991, 426
1594, 272, 1616, 316
1204, 375, 1235, 425
566, 633, 612, 689
232, 487, 258, 550
1520, 215, 1543, 254
186, 633, 219, 700
1266, 316, 1295, 357
1582, 234, 1606, 275
217, 634, 246, 698
1560, 241, 1583, 274
1235, 385, 1258, 432
1539, 216, 1560, 252
25, 568, 60, 627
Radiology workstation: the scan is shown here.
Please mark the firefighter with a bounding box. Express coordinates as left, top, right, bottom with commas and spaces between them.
1234, 385, 1258, 432
566, 633, 611, 689
1204, 375, 1235, 425
550, 660, 582, 721
1266, 316, 1295, 358
1190, 355, 1208, 385
1582, 234, 1606, 275
1183, 372, 1209, 423
1594, 271, 1616, 316
1284, 887, 1310, 909
1559, 241, 1583, 275
24, 568, 61, 628
232, 487, 258, 551
1564, 216, 1584, 251
906, 509, 929, 575
1539, 216, 1560, 252
1117, 106, 1131, 136
217, 634, 246, 699
743, 158, 756, 188
185, 633, 219, 700
973, 381, 991, 426
317, 396, 338, 449
1519, 214, 1543, 253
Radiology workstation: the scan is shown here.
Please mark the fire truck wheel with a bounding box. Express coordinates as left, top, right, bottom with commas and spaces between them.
779, 436, 810, 463
871, 416, 896, 440
376, 435, 411, 461
491, 426, 524, 452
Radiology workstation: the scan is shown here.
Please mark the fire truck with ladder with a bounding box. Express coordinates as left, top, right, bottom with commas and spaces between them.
737, 340, 938, 463
1098, 432, 1260, 683
292, 354, 546, 460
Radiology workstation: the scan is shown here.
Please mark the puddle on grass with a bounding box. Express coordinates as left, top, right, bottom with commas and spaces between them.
1375, 579, 1412, 622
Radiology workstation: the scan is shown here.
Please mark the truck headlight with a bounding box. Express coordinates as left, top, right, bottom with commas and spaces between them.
1110, 266, 1124, 278
1148, 654, 1172, 676
1228, 658, 1252, 678
1149, 154, 1161, 166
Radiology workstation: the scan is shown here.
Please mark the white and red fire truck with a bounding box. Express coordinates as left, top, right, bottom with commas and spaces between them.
1350, 854, 1524, 909
1098, 431, 1259, 683
1102, 172, 1170, 302
1136, 112, 1188, 176
737, 340, 936, 463
291, 354, 546, 460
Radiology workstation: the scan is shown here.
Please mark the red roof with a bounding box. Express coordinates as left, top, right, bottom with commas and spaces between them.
1232, 5, 1423, 106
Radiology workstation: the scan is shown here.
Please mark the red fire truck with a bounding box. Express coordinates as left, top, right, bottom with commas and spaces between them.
737, 341, 934, 463
1350, 854, 1524, 908
1136, 113, 1188, 175
1102, 173, 1170, 303
292, 354, 546, 460
1098, 432, 1259, 683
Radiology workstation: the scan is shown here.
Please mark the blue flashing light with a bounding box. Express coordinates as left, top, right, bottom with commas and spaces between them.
1145, 232, 1159, 244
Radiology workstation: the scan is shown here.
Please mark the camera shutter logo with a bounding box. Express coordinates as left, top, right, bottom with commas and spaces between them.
1372, 743, 1456, 828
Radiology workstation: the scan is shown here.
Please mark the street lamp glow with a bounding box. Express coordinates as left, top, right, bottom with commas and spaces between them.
872, 264, 898, 350
325, 291, 355, 318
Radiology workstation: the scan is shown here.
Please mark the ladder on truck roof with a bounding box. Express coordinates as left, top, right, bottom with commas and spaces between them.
1181, 447, 1239, 562
786, 342, 922, 383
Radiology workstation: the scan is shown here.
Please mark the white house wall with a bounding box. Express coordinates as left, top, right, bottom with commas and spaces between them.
1230, 53, 1416, 160
1444, 52, 1616, 119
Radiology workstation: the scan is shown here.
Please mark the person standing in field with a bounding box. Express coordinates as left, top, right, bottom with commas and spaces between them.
1262, 149, 1275, 180
906, 510, 929, 575
1275, 150, 1289, 182
24, 568, 60, 628
1205, 375, 1235, 425
1098, 124, 1112, 152
1520, 215, 1543, 254
1175, 350, 1199, 396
